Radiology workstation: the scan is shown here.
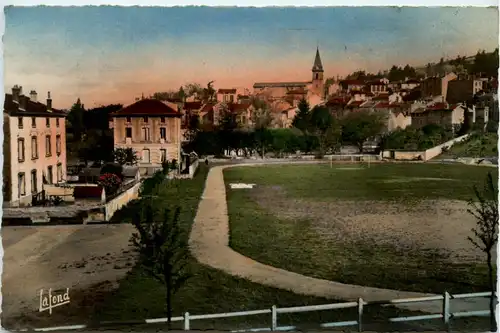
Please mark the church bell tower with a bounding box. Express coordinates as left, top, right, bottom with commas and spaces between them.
311, 47, 325, 96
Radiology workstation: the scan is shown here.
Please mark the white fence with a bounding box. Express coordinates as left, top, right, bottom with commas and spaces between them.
23, 291, 495, 332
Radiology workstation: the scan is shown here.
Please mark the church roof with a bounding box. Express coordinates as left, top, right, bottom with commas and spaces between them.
312, 48, 324, 72
253, 82, 310, 88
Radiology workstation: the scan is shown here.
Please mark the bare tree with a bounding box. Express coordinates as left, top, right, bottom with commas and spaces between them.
131, 200, 191, 328
467, 172, 498, 332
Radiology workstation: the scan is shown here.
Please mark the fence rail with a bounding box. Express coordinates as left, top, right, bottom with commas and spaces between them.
22, 291, 495, 332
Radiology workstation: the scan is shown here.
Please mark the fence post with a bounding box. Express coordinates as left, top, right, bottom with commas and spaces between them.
443, 291, 450, 330
358, 298, 364, 332
271, 305, 277, 331
184, 312, 190, 330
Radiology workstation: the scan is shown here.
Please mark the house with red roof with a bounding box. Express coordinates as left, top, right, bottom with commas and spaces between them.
110, 98, 182, 167
410, 102, 466, 129
3, 85, 68, 207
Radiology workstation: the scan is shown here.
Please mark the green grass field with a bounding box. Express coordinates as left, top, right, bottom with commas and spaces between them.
91, 164, 452, 331
225, 163, 497, 295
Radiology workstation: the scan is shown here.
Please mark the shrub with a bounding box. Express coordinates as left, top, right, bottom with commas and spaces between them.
97, 173, 123, 196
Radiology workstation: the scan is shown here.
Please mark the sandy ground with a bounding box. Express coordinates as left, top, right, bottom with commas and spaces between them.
251, 185, 495, 264
1, 224, 136, 329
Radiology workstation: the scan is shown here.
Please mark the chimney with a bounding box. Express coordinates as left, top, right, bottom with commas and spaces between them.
12, 85, 22, 103
46, 91, 52, 111
30, 90, 38, 102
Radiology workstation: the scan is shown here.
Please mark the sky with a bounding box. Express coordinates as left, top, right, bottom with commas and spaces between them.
3, 6, 498, 109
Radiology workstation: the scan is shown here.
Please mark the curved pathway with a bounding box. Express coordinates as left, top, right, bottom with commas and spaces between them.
189, 162, 489, 314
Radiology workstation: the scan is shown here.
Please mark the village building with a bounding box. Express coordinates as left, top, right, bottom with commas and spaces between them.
3, 85, 68, 207
109, 99, 182, 167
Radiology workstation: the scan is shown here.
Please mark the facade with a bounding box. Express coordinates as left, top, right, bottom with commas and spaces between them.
3, 85, 67, 207
420, 72, 457, 101
411, 103, 465, 129
110, 99, 182, 166
216, 89, 238, 103
446, 79, 486, 104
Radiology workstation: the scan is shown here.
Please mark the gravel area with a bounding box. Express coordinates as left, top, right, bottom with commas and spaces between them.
1, 224, 136, 329
250, 185, 491, 264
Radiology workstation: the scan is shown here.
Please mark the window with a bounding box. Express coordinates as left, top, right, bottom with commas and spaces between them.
47, 166, 53, 185
45, 135, 52, 156
56, 135, 61, 155
31, 170, 37, 193
142, 149, 150, 163
56, 118, 60, 127
18, 173, 26, 197
126, 127, 132, 138
160, 149, 167, 162
230, 95, 234, 103
31, 136, 38, 159
143, 116, 149, 123
31, 117, 36, 128
142, 127, 150, 141
160, 127, 166, 139
18, 117, 23, 129
17, 138, 25, 162
57, 163, 63, 182
126, 116, 131, 123
160, 117, 166, 123
46, 117, 50, 128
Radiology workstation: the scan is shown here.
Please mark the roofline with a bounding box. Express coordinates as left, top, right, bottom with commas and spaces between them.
4, 110, 67, 118
111, 113, 182, 118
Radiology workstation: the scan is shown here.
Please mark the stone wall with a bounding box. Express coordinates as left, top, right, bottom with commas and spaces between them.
104, 181, 141, 221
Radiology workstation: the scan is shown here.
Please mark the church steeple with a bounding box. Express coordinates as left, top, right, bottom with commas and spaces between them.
311, 47, 325, 96
312, 47, 324, 72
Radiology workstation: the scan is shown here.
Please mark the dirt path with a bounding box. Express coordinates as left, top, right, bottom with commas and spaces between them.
1, 224, 136, 327
189, 163, 491, 315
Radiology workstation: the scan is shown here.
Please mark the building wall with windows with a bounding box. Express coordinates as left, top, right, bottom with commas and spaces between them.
111, 99, 182, 166
3, 86, 67, 207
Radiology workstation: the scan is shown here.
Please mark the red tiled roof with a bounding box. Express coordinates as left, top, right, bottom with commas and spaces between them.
183, 101, 203, 111
228, 102, 252, 113
218, 88, 237, 94
341, 80, 365, 86
427, 102, 449, 110
368, 81, 386, 86
372, 95, 389, 101
199, 102, 215, 114
111, 99, 181, 117
375, 102, 391, 108
347, 101, 363, 107
286, 88, 307, 95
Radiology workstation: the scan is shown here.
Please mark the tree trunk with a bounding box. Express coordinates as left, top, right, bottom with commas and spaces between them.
487, 251, 497, 332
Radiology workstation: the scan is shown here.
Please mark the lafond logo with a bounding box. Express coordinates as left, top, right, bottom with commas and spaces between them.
39, 288, 70, 314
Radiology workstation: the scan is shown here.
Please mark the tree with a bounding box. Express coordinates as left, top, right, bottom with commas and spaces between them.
250, 98, 273, 157
183, 114, 201, 147
341, 110, 387, 152
67, 98, 85, 142
467, 172, 498, 332
203, 81, 216, 102
113, 147, 139, 165
131, 200, 191, 328
292, 98, 311, 132
309, 106, 341, 157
